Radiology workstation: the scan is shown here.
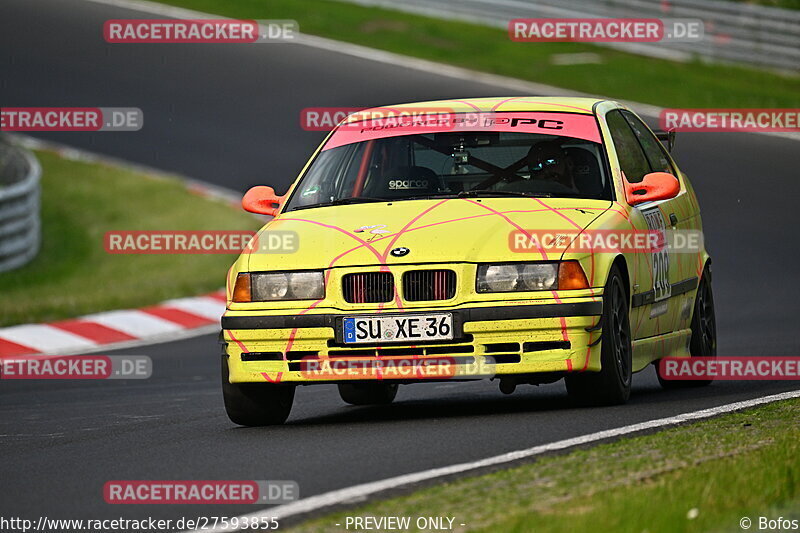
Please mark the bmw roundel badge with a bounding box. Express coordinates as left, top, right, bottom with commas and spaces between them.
390, 247, 410, 257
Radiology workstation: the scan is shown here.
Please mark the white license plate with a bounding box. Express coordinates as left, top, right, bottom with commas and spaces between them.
342, 313, 454, 344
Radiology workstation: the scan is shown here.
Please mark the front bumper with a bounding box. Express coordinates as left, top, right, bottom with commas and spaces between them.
222, 298, 603, 383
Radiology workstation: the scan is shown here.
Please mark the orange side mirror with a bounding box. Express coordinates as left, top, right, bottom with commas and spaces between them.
242, 186, 283, 216
624, 172, 680, 206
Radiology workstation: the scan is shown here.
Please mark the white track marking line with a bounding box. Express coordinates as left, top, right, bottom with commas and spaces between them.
0, 325, 97, 353
184, 389, 800, 532
81, 310, 184, 337
81, 0, 800, 141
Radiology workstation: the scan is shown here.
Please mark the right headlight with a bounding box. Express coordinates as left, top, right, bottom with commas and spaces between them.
233, 271, 325, 302
480, 264, 519, 292
476, 261, 588, 292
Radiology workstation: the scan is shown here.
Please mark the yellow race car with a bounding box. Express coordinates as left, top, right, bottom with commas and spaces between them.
221, 97, 715, 425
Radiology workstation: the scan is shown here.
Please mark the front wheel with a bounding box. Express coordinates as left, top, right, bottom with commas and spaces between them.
221, 355, 295, 426
338, 382, 398, 405
565, 265, 633, 405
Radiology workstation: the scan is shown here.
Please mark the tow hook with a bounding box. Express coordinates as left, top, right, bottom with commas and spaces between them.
499, 377, 517, 395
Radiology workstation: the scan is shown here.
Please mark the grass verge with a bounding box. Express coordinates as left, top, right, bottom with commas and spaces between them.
156, 0, 800, 108
292, 397, 800, 533
726, 0, 800, 9
0, 150, 258, 326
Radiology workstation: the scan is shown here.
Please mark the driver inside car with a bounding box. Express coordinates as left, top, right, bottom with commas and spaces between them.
525, 140, 578, 193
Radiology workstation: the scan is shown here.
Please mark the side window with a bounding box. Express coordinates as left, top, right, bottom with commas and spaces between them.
606, 110, 651, 183
621, 110, 675, 176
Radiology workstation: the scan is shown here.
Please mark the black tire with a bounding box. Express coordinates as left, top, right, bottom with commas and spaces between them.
221, 355, 294, 426
338, 382, 398, 406
657, 265, 716, 389
565, 265, 633, 405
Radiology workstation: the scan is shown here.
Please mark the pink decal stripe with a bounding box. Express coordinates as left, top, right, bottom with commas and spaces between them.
324, 112, 601, 150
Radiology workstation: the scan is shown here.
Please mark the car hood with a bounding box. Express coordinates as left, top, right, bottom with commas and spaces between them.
245, 198, 612, 270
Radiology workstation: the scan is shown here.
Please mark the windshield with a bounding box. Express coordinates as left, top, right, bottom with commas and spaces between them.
285, 112, 611, 211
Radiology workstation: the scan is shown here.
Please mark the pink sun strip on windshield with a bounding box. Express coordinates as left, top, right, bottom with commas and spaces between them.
322, 112, 602, 150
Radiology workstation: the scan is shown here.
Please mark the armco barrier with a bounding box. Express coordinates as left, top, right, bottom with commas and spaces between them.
0, 135, 41, 272
343, 0, 800, 71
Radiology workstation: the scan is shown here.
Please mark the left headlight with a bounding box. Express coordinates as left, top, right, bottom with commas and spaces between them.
476, 261, 588, 292
232, 271, 325, 302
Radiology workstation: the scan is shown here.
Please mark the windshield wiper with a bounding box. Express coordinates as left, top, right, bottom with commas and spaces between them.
396, 191, 554, 201
458, 190, 553, 198
395, 193, 460, 201
291, 197, 388, 211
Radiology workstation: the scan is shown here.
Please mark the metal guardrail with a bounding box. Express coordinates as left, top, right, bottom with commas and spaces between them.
0, 135, 41, 272
344, 0, 800, 71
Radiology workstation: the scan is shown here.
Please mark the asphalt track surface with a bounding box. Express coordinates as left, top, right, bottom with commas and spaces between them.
1, 0, 799, 527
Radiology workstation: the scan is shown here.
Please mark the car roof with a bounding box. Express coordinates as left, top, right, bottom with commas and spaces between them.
343, 97, 607, 123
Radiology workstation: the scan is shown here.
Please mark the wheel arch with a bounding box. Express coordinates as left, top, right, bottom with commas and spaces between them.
689, 256, 713, 325
701, 256, 712, 281
594, 254, 631, 306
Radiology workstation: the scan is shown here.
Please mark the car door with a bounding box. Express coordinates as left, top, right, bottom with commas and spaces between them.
620, 110, 699, 335
605, 110, 679, 338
